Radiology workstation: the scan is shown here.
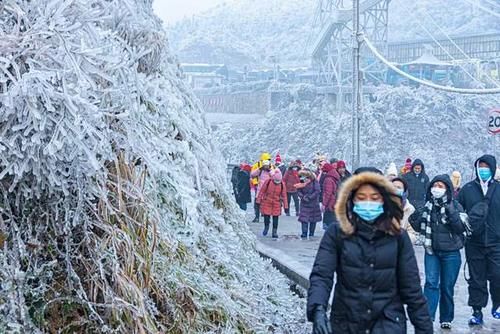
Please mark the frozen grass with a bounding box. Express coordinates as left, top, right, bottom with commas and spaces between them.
0, 1, 306, 332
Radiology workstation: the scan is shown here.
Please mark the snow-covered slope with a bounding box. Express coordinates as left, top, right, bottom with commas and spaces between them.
214, 84, 500, 179
168, 0, 500, 67
0, 1, 305, 332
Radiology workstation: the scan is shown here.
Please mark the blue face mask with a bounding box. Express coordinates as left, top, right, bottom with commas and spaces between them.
353, 201, 384, 223
478, 167, 492, 181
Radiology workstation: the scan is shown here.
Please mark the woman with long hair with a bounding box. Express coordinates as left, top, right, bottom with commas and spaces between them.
307, 170, 432, 334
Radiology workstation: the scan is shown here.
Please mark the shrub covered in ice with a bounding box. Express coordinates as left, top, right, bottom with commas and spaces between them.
0, 1, 305, 332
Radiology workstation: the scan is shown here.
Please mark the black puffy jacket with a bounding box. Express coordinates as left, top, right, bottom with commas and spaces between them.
236, 170, 251, 204
458, 155, 500, 247
403, 159, 430, 209
409, 174, 465, 252
307, 172, 432, 334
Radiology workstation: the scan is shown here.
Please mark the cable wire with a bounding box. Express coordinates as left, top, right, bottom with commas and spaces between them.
399, 3, 485, 87
461, 0, 500, 19
363, 36, 500, 94
417, 2, 500, 88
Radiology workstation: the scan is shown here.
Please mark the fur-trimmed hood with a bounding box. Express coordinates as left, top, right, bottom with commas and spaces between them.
335, 172, 401, 236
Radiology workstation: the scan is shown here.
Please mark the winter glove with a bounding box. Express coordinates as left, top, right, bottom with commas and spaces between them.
312, 305, 332, 334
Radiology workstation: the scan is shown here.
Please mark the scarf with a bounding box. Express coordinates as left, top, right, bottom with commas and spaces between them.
420, 195, 448, 255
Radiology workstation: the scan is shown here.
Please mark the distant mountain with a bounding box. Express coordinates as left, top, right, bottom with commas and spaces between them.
168, 0, 500, 68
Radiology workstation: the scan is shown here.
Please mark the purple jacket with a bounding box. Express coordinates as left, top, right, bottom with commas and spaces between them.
298, 180, 322, 223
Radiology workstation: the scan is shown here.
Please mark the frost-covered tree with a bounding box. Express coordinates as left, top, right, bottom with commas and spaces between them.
0, 1, 305, 332
215, 84, 500, 178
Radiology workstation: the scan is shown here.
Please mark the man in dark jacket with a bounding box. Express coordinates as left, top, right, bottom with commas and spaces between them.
458, 154, 500, 325
403, 159, 430, 210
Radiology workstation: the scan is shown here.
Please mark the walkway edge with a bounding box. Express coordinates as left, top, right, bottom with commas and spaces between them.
256, 240, 311, 289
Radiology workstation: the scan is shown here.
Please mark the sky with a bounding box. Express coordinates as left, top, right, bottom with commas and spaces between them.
153, 0, 228, 25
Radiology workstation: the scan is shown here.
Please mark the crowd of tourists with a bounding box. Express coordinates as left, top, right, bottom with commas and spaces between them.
230, 152, 500, 333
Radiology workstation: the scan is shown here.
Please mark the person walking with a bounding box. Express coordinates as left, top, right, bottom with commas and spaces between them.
250, 152, 274, 222
458, 154, 500, 325
401, 158, 413, 175
235, 164, 252, 211
403, 159, 430, 210
321, 163, 340, 230
231, 165, 240, 201
256, 169, 288, 239
296, 169, 322, 239
336, 160, 351, 186
451, 171, 462, 199
409, 174, 466, 330
283, 161, 301, 216
392, 177, 418, 244
307, 170, 433, 334
275, 153, 286, 175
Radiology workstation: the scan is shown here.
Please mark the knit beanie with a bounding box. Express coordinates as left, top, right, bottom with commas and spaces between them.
386, 162, 398, 177
322, 163, 334, 173
275, 153, 282, 165
337, 160, 346, 169
404, 158, 412, 170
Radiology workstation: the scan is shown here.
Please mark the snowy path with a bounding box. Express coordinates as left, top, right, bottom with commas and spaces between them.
247, 214, 500, 333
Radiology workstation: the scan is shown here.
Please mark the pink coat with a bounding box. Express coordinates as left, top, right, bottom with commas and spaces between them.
251, 168, 273, 197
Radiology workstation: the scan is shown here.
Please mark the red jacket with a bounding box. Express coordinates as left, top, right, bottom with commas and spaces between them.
322, 169, 340, 211
283, 168, 300, 193
257, 179, 288, 216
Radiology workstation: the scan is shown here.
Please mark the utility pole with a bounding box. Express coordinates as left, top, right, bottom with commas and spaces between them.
352, 0, 361, 170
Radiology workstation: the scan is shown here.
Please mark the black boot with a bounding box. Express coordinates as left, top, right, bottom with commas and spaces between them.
272, 220, 279, 239
309, 222, 317, 237
262, 222, 269, 236
301, 222, 308, 239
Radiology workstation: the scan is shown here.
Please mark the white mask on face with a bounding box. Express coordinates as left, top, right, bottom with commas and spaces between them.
431, 187, 446, 199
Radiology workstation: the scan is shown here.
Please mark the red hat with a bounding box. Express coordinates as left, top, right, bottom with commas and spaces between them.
337, 160, 346, 169
275, 153, 282, 165
322, 163, 334, 172
404, 158, 412, 169
241, 164, 252, 172
295, 159, 302, 165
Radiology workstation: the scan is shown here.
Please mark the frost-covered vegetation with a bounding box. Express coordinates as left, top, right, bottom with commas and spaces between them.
214, 84, 500, 178
168, 0, 500, 68
0, 1, 306, 332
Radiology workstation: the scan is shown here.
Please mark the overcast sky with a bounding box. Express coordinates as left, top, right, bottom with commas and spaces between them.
153, 0, 228, 25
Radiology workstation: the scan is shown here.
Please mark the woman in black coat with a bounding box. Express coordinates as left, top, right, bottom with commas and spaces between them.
307, 171, 433, 334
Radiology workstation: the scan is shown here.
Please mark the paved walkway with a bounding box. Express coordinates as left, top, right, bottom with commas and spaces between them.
247, 214, 500, 333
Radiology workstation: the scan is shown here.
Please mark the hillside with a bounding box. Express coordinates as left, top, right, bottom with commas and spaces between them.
168, 0, 500, 68
213, 84, 500, 178
0, 1, 305, 332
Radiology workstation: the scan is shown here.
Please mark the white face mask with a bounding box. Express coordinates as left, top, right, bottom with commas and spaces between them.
431, 187, 446, 199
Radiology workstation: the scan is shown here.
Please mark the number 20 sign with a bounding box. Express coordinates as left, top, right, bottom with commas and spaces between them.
489, 109, 500, 135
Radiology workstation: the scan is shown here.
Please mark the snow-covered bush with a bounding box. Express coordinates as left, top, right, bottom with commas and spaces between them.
0, 1, 305, 332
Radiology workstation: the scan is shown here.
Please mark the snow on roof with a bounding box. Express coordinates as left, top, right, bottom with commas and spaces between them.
403, 53, 453, 66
